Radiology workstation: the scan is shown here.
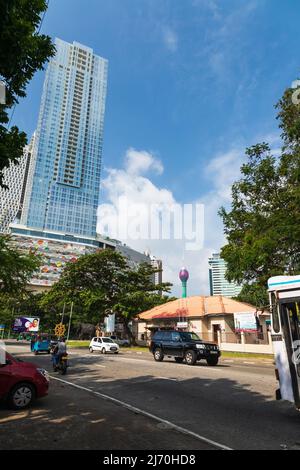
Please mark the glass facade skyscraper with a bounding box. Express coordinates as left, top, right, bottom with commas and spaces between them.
21, 38, 108, 238
0, 135, 35, 234
208, 253, 242, 298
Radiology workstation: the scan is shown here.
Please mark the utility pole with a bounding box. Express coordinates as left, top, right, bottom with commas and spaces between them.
61, 302, 66, 324
67, 302, 73, 343
8, 307, 15, 339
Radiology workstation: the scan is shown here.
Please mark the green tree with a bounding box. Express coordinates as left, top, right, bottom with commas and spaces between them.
0, 291, 52, 334
114, 262, 173, 343
219, 84, 300, 307
41, 250, 173, 342
0, 293, 15, 327
41, 250, 130, 325
0, 0, 55, 187
234, 284, 269, 309
0, 235, 41, 294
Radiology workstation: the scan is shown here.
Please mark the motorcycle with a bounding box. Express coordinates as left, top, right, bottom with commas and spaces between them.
51, 353, 68, 375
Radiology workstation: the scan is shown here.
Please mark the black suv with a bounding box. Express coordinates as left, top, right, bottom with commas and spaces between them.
149, 330, 221, 366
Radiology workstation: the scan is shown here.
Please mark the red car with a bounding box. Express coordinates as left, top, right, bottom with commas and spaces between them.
0, 352, 49, 409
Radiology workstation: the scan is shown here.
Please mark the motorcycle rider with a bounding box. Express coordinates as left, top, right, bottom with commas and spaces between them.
52, 337, 67, 367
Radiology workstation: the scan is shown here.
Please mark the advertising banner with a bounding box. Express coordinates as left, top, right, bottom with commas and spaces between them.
234, 312, 258, 333
13, 317, 40, 333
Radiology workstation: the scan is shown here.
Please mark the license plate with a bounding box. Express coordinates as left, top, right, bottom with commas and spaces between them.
210, 351, 218, 354
111, 347, 117, 351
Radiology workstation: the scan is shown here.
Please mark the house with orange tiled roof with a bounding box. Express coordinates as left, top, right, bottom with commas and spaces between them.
134, 295, 272, 354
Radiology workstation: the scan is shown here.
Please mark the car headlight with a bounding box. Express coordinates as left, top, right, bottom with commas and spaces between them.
37, 368, 49, 381
196, 344, 205, 349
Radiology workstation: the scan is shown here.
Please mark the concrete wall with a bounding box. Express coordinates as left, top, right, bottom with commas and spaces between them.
136, 316, 274, 354
220, 340, 274, 355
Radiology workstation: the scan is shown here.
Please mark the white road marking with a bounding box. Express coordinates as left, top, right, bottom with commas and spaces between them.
156, 377, 178, 382
50, 375, 232, 451
95, 364, 106, 368
244, 362, 255, 365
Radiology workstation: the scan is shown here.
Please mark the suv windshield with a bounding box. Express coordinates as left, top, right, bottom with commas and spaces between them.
180, 332, 201, 342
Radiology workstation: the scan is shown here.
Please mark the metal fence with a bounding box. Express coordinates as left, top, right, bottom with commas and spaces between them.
134, 330, 271, 346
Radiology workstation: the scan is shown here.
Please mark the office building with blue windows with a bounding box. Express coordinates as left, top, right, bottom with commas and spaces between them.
21, 38, 108, 238
208, 253, 242, 298
6, 38, 153, 291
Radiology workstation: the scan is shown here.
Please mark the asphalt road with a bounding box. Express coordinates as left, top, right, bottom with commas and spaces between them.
1, 343, 300, 450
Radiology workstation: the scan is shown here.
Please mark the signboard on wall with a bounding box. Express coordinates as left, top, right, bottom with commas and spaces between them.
234, 312, 258, 333
177, 322, 188, 328
12, 317, 40, 333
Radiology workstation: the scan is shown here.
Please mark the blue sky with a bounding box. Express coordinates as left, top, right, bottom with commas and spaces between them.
10, 0, 300, 295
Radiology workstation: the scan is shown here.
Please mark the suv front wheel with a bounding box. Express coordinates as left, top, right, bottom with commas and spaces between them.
184, 350, 197, 365
153, 348, 164, 362
206, 356, 219, 366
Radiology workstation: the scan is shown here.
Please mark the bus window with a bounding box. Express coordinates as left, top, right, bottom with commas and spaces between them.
271, 292, 280, 333
287, 302, 300, 375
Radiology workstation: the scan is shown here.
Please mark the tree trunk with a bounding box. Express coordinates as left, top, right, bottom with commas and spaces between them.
123, 320, 137, 346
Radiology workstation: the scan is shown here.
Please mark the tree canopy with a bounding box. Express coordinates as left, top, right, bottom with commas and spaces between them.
41, 249, 173, 341
219, 84, 300, 307
0, 0, 55, 187
0, 235, 41, 294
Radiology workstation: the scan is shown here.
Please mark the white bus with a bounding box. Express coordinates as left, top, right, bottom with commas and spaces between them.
268, 275, 300, 409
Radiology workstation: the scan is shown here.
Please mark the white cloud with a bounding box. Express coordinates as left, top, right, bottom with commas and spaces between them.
162, 26, 178, 53
192, 0, 222, 21
98, 147, 232, 297
125, 148, 163, 176
205, 149, 245, 201
97, 134, 281, 297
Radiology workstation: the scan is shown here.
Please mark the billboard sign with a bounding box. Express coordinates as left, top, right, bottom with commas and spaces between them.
13, 317, 40, 333
234, 312, 258, 333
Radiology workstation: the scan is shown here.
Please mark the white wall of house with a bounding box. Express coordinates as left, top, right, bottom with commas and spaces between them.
136, 314, 273, 354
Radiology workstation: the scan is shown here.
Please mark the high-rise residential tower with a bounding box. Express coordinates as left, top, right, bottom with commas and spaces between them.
0, 135, 35, 234
208, 253, 242, 298
4, 38, 159, 293
150, 255, 163, 285
21, 38, 108, 238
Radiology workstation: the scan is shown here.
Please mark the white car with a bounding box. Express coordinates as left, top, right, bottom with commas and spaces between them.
89, 337, 120, 354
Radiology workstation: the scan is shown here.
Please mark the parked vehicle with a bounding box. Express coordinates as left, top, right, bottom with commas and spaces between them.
30, 334, 52, 355
110, 335, 130, 347
0, 352, 49, 409
89, 337, 120, 354
149, 330, 221, 366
